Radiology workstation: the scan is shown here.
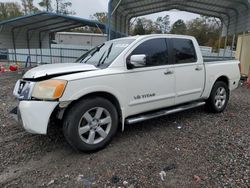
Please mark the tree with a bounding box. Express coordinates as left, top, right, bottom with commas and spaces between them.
55, 0, 75, 15
186, 17, 221, 49
155, 15, 170, 34
21, 0, 39, 15
37, 0, 75, 15
170, 19, 187, 34
0, 2, 23, 21
90, 12, 107, 24
21, 0, 28, 14
39, 0, 53, 12
141, 18, 156, 34
130, 17, 161, 35
70, 12, 108, 34
133, 18, 146, 35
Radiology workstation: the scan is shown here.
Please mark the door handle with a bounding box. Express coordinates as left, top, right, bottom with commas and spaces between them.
195, 66, 203, 71
164, 69, 174, 75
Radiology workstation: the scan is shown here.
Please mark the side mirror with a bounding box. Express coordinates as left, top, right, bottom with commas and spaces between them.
128, 54, 146, 69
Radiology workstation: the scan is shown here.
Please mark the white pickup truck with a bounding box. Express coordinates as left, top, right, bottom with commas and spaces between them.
13, 34, 240, 152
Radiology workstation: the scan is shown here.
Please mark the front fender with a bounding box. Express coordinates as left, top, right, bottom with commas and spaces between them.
60, 81, 127, 130
61, 84, 124, 105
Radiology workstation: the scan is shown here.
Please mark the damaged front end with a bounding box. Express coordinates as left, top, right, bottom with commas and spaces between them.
10, 63, 98, 134
10, 63, 100, 134
10, 77, 71, 134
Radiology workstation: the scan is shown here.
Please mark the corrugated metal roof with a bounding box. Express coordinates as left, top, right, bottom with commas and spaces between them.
0, 12, 106, 32
0, 12, 106, 49
108, 0, 250, 39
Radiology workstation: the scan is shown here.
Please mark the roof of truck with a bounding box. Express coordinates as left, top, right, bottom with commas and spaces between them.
113, 34, 195, 41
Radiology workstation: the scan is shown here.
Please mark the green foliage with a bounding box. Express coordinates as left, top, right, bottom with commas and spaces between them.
71, 12, 108, 34
155, 15, 170, 34
186, 17, 221, 48
0, 2, 23, 21
133, 18, 146, 35
0, 0, 75, 22
21, 0, 39, 15
39, 0, 53, 12
55, 0, 75, 15
170, 19, 187, 35
130, 15, 170, 35
129, 15, 221, 50
90, 12, 108, 24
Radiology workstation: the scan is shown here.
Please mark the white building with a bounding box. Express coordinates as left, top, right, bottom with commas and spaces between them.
55, 32, 107, 48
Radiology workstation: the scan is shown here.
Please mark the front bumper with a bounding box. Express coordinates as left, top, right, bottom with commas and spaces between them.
12, 101, 59, 134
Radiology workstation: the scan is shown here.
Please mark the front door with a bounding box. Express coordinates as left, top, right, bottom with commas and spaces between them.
124, 38, 175, 117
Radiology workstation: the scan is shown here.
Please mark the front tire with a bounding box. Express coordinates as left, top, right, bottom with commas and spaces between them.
63, 97, 118, 152
206, 81, 229, 113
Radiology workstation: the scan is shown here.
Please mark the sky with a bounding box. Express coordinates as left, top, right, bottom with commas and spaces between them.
1, 0, 200, 24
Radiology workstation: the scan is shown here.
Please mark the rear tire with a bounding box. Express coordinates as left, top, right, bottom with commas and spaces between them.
206, 81, 229, 113
63, 97, 118, 152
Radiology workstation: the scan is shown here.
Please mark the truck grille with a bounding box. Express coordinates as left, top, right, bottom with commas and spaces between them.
13, 80, 35, 100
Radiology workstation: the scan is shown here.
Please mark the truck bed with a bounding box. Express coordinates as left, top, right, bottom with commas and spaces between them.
203, 56, 236, 62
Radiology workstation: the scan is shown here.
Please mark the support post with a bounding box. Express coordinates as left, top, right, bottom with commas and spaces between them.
26, 31, 31, 66
39, 32, 43, 63
60, 48, 62, 63
218, 36, 221, 57
36, 48, 38, 63
111, 0, 122, 15
231, 34, 236, 58
11, 29, 17, 63
108, 0, 112, 40
49, 33, 52, 64
217, 21, 223, 57
95, 24, 103, 34
223, 35, 228, 57
223, 22, 229, 58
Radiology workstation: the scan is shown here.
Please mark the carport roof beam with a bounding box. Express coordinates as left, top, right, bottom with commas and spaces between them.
119, 0, 249, 9
128, 0, 240, 17
121, 0, 239, 15
108, 0, 250, 39
127, 4, 229, 24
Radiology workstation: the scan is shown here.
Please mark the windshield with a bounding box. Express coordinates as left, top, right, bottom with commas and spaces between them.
75, 39, 135, 68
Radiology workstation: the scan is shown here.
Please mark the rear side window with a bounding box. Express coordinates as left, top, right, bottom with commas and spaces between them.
130, 38, 169, 67
172, 38, 197, 64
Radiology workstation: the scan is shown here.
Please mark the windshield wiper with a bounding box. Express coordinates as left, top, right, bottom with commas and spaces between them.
97, 51, 107, 66
75, 43, 105, 63
97, 43, 113, 67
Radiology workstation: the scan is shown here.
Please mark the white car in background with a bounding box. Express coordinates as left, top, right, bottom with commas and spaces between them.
12, 34, 240, 152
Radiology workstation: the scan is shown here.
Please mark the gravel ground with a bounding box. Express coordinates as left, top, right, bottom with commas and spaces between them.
0, 72, 249, 188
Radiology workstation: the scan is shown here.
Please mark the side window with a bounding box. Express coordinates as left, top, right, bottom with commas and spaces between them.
129, 38, 168, 67
172, 38, 197, 64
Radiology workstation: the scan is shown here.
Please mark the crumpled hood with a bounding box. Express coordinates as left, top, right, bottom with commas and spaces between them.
23, 63, 98, 79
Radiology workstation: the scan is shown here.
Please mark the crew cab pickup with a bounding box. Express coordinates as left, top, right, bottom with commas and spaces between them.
13, 34, 240, 151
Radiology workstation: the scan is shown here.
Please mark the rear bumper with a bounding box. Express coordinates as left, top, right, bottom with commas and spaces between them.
11, 101, 59, 134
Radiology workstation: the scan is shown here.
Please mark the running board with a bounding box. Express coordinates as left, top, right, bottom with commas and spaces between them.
126, 101, 206, 124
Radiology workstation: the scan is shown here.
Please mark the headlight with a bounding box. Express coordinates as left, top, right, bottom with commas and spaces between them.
32, 79, 67, 100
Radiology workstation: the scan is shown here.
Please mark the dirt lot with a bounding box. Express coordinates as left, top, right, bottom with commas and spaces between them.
0, 72, 249, 188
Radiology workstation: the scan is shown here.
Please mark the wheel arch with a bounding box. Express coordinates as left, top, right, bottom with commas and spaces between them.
62, 91, 123, 128
205, 75, 230, 113
214, 75, 229, 86
207, 75, 230, 98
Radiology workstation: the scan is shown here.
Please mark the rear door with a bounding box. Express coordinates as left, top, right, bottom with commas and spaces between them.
170, 38, 205, 104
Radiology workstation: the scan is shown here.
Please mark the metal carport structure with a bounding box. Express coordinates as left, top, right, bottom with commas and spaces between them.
108, 0, 250, 39
0, 12, 106, 63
